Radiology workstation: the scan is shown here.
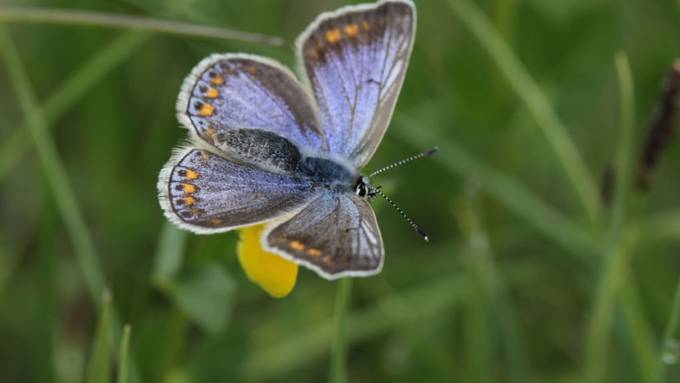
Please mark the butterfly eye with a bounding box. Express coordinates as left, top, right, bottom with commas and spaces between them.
354, 183, 367, 197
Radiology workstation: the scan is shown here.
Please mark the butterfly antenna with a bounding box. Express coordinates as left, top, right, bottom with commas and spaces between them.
369, 147, 438, 177
375, 187, 430, 242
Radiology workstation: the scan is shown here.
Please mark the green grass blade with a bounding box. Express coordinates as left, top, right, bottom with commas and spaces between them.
454, 195, 530, 383
0, 27, 105, 300
658, 277, 680, 383
444, 0, 602, 224
610, 52, 636, 235
394, 117, 595, 258
457, 201, 494, 383
116, 325, 132, 383
88, 291, 113, 383
0, 31, 149, 182
585, 52, 638, 383
0, 28, 148, 383
0, 6, 283, 45
585, 232, 637, 383
328, 278, 353, 383
622, 281, 659, 383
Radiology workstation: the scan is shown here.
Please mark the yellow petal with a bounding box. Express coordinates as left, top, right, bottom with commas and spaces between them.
237, 224, 298, 298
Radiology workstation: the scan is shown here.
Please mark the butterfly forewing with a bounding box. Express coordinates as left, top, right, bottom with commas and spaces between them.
158, 148, 318, 233
265, 193, 384, 279
178, 53, 327, 158
297, 0, 416, 167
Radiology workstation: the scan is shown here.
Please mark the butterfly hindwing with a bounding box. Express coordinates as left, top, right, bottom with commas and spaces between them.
297, 0, 416, 167
264, 193, 384, 279
178, 53, 328, 158
158, 148, 318, 233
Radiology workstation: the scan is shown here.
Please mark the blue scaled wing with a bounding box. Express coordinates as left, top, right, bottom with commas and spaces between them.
177, 53, 327, 157
264, 193, 384, 279
296, 0, 416, 167
158, 148, 318, 234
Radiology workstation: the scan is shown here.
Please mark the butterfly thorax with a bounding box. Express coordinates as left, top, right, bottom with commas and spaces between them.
298, 156, 357, 192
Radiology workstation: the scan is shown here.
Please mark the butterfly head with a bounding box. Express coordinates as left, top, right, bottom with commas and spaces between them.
354, 175, 380, 200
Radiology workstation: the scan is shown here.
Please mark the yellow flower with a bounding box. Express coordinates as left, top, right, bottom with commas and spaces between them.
237, 224, 298, 298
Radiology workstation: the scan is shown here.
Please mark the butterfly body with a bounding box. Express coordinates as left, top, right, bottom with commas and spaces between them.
159, 0, 416, 279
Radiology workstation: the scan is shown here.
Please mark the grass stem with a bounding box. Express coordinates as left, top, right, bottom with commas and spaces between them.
585, 52, 637, 383
657, 277, 680, 383
0, 27, 105, 300
117, 325, 132, 383
328, 278, 353, 383
0, 6, 283, 46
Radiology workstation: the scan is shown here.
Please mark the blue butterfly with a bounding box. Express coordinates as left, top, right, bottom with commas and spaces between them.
158, 0, 418, 279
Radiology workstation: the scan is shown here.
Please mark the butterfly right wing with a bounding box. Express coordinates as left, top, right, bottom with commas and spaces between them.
158, 148, 319, 234
296, 0, 416, 168
264, 193, 384, 279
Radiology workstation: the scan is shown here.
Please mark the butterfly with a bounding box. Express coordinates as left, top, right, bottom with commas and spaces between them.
158, 0, 419, 279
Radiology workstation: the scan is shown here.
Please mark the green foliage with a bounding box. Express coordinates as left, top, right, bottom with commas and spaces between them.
1, 0, 680, 382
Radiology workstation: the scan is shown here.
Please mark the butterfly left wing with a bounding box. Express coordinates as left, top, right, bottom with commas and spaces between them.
177, 54, 327, 156
296, 0, 416, 167
264, 193, 384, 279
158, 148, 319, 233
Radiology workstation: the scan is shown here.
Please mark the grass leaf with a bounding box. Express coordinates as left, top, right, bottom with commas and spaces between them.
171, 264, 236, 335
152, 222, 188, 289
585, 52, 638, 383
328, 278, 352, 383
116, 325, 132, 383
88, 291, 113, 383
0, 6, 283, 45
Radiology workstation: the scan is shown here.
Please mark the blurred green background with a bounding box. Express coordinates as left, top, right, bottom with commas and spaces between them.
1, 0, 680, 382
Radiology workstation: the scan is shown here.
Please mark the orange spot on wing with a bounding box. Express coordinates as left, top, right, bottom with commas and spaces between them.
183, 196, 196, 206
210, 74, 224, 85
290, 240, 305, 251
344, 24, 359, 38
182, 183, 197, 193
205, 87, 219, 98
210, 218, 222, 225
307, 248, 321, 257
198, 103, 215, 116
326, 29, 342, 44
362, 21, 371, 31
185, 169, 199, 180
246, 65, 257, 75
